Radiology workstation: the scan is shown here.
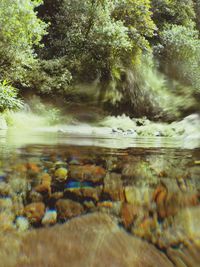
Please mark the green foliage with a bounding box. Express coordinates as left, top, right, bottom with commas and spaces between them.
113, 0, 155, 53
38, 0, 156, 83
0, 0, 200, 118
194, 0, 200, 31
151, 0, 195, 28
159, 25, 200, 90
0, 81, 23, 112
0, 0, 47, 81
23, 59, 72, 94
39, 0, 133, 80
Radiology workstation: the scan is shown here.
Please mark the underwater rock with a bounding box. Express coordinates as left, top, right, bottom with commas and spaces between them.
125, 186, 152, 207
28, 191, 43, 203
173, 207, 200, 240
35, 173, 52, 196
56, 199, 84, 221
16, 212, 173, 267
152, 206, 200, 249
0, 182, 12, 197
0, 211, 15, 231
153, 184, 199, 219
83, 200, 96, 209
69, 164, 106, 182
12, 195, 24, 217
167, 241, 200, 267
103, 172, 125, 201
24, 202, 45, 224
97, 201, 113, 209
42, 210, 57, 226
9, 178, 29, 198
26, 162, 40, 177
121, 203, 138, 228
81, 186, 102, 202
0, 197, 12, 211
54, 168, 68, 182
97, 201, 122, 217
16, 216, 29, 232
131, 211, 160, 243
50, 191, 64, 201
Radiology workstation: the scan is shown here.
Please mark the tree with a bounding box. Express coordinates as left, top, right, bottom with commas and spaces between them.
39, 0, 133, 80
0, 0, 47, 82
151, 0, 195, 29
160, 25, 200, 90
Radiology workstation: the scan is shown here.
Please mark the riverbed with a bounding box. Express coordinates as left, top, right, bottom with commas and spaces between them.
0, 129, 200, 267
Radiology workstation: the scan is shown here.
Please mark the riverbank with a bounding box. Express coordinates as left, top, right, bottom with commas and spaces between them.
0, 111, 200, 149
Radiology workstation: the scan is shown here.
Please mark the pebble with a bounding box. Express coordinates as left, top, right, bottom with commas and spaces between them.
29, 190, 43, 203
83, 200, 95, 209
42, 210, 57, 226
9, 178, 29, 196
125, 186, 152, 206
69, 165, 106, 182
0, 182, 12, 197
121, 203, 138, 228
35, 173, 52, 195
24, 202, 45, 224
104, 173, 125, 201
81, 186, 102, 202
54, 168, 68, 182
0, 197, 12, 211
0, 211, 15, 231
16, 216, 29, 231
12, 195, 25, 217
56, 199, 84, 221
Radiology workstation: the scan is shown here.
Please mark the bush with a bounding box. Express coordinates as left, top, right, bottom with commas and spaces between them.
23, 59, 72, 95
0, 81, 23, 112
159, 25, 200, 91
0, 0, 47, 83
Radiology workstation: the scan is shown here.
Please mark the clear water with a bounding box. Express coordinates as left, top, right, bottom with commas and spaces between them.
0, 130, 200, 266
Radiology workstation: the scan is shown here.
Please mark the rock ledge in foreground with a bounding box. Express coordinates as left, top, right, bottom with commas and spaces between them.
17, 212, 173, 267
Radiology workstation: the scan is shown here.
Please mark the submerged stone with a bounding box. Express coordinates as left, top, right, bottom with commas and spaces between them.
56, 199, 84, 221
69, 164, 106, 182
16, 216, 29, 232
16, 213, 173, 267
54, 167, 68, 182
42, 209, 57, 226
24, 202, 45, 224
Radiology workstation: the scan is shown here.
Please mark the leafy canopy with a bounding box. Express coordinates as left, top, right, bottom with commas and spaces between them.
0, 0, 47, 80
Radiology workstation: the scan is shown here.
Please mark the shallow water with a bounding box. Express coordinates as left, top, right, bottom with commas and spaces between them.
0, 130, 200, 266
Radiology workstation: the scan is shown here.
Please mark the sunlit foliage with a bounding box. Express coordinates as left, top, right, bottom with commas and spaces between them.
0, 81, 23, 112
0, 0, 200, 118
0, 0, 47, 81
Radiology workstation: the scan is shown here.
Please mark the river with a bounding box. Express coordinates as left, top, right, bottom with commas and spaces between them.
0, 129, 200, 266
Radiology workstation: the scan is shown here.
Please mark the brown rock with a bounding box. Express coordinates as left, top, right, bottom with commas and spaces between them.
24, 202, 45, 224
50, 191, 64, 200
121, 203, 138, 228
104, 172, 125, 201
0, 182, 12, 197
34, 173, 52, 195
0, 211, 15, 231
16, 213, 173, 267
56, 199, 84, 221
81, 186, 102, 201
12, 195, 24, 217
28, 191, 43, 203
69, 164, 106, 182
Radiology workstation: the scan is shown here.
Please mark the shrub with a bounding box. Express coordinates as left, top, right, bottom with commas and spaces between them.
0, 81, 23, 112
